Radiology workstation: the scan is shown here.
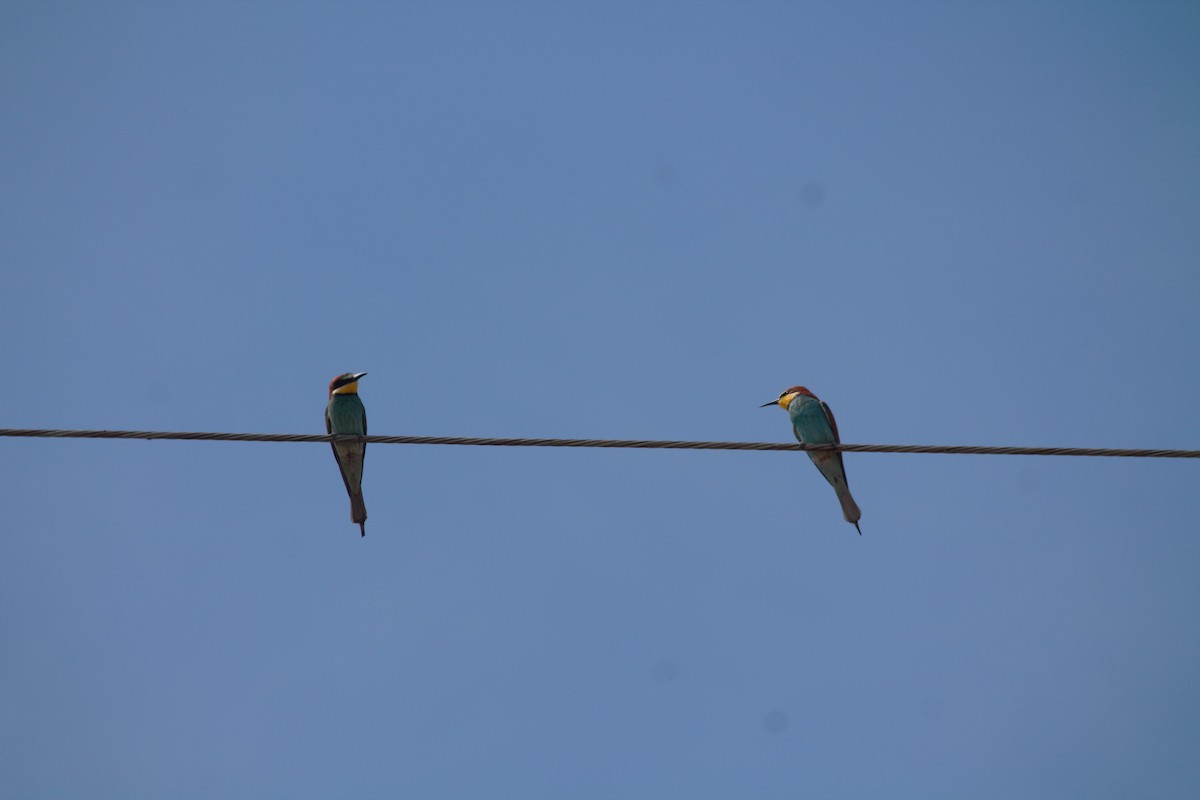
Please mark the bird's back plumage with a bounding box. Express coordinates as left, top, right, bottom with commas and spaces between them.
787, 393, 862, 533
326, 391, 368, 536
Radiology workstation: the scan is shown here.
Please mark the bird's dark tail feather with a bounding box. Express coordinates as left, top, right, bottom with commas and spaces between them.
351, 492, 367, 537
838, 490, 862, 535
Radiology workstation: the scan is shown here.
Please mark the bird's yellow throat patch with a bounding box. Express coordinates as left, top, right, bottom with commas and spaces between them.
332, 381, 359, 395
777, 392, 798, 409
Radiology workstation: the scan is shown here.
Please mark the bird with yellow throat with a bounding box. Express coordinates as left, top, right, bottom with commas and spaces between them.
326, 372, 368, 536
762, 385, 862, 534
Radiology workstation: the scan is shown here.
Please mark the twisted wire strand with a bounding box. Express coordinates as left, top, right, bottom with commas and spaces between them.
1, 428, 1197, 458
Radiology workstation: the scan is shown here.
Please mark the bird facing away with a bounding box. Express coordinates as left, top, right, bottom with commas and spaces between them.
326, 372, 368, 536
761, 386, 862, 534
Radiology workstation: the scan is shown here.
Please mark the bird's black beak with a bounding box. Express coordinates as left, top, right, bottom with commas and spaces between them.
760, 400, 778, 408
352, 372, 368, 381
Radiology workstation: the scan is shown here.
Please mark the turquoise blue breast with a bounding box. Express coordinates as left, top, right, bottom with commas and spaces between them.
787, 395, 834, 445
327, 393, 366, 434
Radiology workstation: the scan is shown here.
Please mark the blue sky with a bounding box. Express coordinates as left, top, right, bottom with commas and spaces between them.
2, 2, 1199, 797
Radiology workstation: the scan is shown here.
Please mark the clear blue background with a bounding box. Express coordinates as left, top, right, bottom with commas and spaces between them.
3, 2, 1199, 797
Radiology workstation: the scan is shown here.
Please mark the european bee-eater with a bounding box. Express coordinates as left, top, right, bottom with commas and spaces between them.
326, 372, 368, 537
761, 386, 862, 534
